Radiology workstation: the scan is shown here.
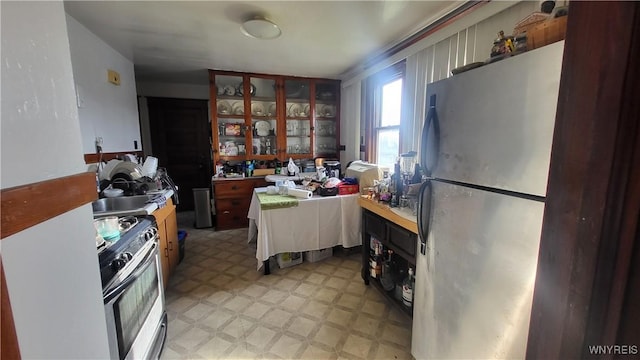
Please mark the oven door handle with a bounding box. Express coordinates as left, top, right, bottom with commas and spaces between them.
104, 242, 158, 303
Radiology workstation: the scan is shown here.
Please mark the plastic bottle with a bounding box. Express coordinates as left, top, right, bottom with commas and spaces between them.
246, 160, 254, 177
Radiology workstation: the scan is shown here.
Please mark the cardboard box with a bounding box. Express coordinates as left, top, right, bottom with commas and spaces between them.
338, 184, 359, 195
253, 168, 275, 176
277, 252, 302, 268
304, 248, 333, 263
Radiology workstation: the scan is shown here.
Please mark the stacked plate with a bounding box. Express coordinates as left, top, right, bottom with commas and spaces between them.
232, 101, 244, 115
217, 101, 231, 114
255, 121, 271, 136
288, 103, 302, 117
251, 103, 264, 116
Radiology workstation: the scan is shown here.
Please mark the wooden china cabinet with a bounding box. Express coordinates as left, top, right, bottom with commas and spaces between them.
209, 70, 341, 230
208, 70, 341, 165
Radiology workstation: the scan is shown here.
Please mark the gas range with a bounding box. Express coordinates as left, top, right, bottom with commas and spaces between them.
98, 215, 158, 290
98, 215, 167, 360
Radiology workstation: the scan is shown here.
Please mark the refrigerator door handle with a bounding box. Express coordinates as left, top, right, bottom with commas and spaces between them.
421, 94, 440, 176
417, 179, 432, 255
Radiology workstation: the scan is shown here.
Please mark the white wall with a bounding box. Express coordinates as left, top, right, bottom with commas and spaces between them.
66, 14, 142, 154
0, 2, 110, 358
137, 81, 209, 100
340, 81, 362, 169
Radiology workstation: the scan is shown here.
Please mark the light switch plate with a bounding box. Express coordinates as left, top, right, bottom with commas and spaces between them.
107, 69, 120, 85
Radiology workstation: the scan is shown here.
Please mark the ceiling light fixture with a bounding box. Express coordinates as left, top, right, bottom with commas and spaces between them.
241, 16, 281, 40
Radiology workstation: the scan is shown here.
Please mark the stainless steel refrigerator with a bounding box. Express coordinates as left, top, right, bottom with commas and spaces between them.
413, 41, 564, 359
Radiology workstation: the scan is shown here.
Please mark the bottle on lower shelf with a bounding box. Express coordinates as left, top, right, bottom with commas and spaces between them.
402, 267, 415, 308
380, 249, 396, 292
369, 238, 383, 279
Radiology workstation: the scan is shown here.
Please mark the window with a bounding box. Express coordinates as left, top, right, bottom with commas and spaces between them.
364, 62, 405, 173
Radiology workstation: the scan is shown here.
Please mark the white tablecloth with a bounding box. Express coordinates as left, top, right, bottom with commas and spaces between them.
248, 187, 361, 269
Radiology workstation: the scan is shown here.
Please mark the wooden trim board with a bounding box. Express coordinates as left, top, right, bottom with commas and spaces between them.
1, 261, 21, 360
84, 151, 143, 164
0, 172, 98, 239
358, 196, 418, 234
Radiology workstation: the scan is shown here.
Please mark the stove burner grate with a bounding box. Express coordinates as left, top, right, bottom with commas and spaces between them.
118, 216, 139, 234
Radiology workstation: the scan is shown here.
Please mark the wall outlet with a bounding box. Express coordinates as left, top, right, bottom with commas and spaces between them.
107, 69, 120, 85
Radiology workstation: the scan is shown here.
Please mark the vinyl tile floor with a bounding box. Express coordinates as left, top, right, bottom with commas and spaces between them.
161, 211, 414, 360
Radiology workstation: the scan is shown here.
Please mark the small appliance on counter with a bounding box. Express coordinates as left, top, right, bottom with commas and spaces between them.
345, 161, 383, 194
324, 160, 341, 179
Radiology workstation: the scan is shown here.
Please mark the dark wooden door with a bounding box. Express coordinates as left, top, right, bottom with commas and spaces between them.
148, 97, 211, 212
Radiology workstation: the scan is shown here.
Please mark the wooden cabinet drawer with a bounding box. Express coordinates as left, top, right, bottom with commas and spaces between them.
214, 181, 253, 198
213, 177, 267, 230
364, 211, 386, 241
216, 207, 249, 230
216, 198, 251, 212
388, 222, 417, 259
214, 178, 268, 199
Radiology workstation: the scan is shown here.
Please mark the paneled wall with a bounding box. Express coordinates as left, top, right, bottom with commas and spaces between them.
423, 2, 537, 84
406, 1, 538, 154
343, 1, 543, 163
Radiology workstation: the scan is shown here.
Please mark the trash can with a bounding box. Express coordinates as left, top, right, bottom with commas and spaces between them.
177, 230, 187, 263
193, 188, 213, 228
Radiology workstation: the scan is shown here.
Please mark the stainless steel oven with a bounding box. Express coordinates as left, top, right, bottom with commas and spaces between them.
98, 216, 167, 360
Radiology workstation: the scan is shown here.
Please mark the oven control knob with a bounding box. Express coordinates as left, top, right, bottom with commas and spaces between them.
143, 229, 156, 242
111, 259, 126, 271
111, 252, 133, 271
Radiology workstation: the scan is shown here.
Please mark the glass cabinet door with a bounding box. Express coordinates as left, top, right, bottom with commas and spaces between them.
249, 76, 278, 157
214, 74, 247, 159
314, 81, 339, 157
284, 79, 312, 157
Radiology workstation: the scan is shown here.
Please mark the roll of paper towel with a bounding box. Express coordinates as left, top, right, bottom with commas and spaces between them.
287, 188, 313, 199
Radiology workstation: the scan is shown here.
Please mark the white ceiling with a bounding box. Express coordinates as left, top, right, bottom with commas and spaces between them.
63, 1, 463, 85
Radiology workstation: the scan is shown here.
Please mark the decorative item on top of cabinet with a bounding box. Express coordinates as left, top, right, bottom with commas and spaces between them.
209, 70, 341, 166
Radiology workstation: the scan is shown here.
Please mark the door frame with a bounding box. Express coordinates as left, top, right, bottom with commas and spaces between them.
527, 2, 640, 357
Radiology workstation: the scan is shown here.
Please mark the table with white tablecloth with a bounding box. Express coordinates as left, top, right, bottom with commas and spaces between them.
247, 187, 362, 273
